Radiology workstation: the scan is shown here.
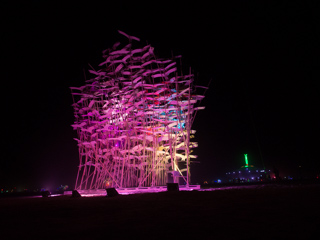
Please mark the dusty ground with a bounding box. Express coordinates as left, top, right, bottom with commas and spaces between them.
1, 184, 319, 239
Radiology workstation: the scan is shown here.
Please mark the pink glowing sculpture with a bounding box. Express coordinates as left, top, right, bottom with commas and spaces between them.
71, 31, 206, 189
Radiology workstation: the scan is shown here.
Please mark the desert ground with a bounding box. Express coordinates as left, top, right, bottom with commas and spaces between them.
1, 183, 319, 239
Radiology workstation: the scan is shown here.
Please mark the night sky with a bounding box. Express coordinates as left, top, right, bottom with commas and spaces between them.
1, 1, 319, 190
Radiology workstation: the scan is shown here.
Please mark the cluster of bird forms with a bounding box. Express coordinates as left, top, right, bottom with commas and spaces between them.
71, 31, 206, 189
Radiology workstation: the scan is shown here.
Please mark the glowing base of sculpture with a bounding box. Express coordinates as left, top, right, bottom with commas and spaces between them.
63, 185, 262, 197
64, 185, 201, 197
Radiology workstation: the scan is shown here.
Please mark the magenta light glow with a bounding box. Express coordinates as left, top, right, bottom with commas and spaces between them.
64, 185, 201, 197
61, 185, 266, 198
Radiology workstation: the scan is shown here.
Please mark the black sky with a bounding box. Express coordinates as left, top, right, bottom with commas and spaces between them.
1, 0, 319, 189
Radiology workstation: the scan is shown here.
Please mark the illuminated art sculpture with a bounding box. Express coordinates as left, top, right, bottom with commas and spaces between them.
71, 31, 206, 189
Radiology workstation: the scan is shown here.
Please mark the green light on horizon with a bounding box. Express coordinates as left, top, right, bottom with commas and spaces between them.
244, 154, 249, 167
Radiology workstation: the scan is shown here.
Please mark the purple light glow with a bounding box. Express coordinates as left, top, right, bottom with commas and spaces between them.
61, 185, 269, 198
64, 185, 201, 197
